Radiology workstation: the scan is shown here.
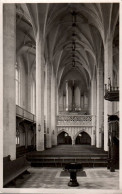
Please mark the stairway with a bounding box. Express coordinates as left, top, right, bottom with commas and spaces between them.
26, 145, 108, 167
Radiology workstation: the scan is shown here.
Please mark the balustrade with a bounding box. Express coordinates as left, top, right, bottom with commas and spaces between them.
16, 105, 36, 123
57, 115, 94, 126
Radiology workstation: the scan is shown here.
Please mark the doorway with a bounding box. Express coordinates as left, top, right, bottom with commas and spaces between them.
75, 132, 91, 145
57, 132, 72, 144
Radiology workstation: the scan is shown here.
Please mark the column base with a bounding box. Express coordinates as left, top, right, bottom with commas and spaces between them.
68, 171, 79, 187
68, 180, 79, 187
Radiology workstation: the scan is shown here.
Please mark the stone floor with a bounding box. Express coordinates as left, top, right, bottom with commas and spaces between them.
6, 167, 119, 190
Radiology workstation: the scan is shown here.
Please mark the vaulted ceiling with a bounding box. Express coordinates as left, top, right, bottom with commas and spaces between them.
16, 3, 119, 91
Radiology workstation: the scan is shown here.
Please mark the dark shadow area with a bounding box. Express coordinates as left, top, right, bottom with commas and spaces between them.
75, 132, 91, 145
57, 132, 72, 145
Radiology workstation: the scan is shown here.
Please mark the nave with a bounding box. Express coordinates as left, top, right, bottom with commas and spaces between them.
27, 145, 108, 167
2, 2, 120, 192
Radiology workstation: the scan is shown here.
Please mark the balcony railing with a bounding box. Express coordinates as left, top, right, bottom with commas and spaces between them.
57, 115, 95, 126
16, 105, 36, 123
104, 78, 119, 101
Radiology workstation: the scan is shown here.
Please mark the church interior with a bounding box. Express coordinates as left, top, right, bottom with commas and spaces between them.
2, 2, 120, 191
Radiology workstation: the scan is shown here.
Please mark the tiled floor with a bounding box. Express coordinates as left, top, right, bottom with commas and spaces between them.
7, 167, 119, 189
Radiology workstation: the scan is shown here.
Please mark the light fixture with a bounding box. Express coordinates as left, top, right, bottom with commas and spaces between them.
38, 124, 41, 132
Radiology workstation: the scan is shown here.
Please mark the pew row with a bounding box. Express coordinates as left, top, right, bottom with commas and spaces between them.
3, 156, 30, 187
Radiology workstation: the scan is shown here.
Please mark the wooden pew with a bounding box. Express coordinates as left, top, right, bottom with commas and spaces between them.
108, 115, 119, 172
16, 146, 27, 158
3, 155, 11, 163
3, 156, 30, 187
16, 145, 35, 158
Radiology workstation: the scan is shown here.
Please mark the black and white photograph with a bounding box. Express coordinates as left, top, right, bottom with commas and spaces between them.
0, 1, 121, 194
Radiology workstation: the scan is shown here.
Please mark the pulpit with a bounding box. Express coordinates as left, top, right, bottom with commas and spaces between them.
108, 115, 119, 172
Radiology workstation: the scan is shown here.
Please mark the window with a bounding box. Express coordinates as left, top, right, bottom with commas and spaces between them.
16, 129, 20, 145
15, 63, 20, 105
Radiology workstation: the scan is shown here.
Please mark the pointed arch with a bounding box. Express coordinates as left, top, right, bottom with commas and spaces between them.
74, 129, 91, 142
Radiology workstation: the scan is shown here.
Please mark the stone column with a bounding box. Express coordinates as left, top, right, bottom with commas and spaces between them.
33, 125, 36, 149
68, 85, 72, 110
72, 138, 75, 145
3, 4, 16, 159
36, 31, 44, 151
81, 95, 84, 109
33, 81, 36, 115
88, 89, 91, 114
51, 69, 57, 145
96, 65, 104, 148
57, 88, 59, 115
84, 94, 87, 110
66, 80, 69, 111
92, 115, 96, 146
27, 53, 31, 112
45, 62, 52, 148
74, 86, 81, 110
91, 78, 97, 146
55, 83, 58, 145
63, 95, 66, 111
104, 38, 113, 151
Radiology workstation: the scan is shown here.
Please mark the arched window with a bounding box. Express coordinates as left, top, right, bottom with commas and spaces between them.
15, 63, 20, 105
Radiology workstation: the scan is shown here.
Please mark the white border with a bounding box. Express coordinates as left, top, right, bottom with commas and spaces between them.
0, 0, 121, 194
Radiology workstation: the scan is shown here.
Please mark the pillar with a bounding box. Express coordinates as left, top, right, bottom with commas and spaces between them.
81, 95, 84, 109
33, 125, 36, 148
96, 65, 104, 148
91, 78, 97, 146
51, 69, 57, 145
55, 83, 58, 145
104, 38, 113, 151
72, 138, 75, 145
33, 80, 36, 115
36, 31, 44, 151
27, 53, 32, 112
45, 62, 52, 148
66, 80, 69, 111
3, 4, 16, 159
68, 85, 72, 110
63, 95, 66, 111
57, 87, 59, 115
74, 86, 80, 109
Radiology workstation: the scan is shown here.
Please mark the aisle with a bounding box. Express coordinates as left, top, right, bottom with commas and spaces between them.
6, 167, 119, 189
